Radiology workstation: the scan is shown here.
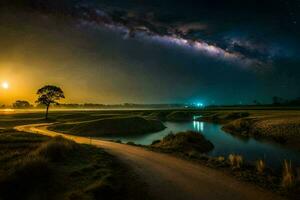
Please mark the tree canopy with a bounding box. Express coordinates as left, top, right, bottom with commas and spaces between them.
36, 85, 65, 119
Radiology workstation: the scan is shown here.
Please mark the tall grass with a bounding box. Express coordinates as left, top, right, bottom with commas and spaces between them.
282, 160, 295, 188
0, 156, 55, 200
0, 136, 79, 199
256, 159, 266, 174
228, 154, 243, 168
34, 136, 78, 162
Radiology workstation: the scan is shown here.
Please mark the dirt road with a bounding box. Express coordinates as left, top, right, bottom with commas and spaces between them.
15, 123, 284, 200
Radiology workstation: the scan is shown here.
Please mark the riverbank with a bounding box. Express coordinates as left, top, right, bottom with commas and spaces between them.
197, 111, 300, 151
122, 132, 299, 199
0, 129, 149, 200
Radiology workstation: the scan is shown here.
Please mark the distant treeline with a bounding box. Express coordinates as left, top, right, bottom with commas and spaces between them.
1, 102, 189, 109
1, 96, 300, 109
271, 96, 300, 106
47, 103, 188, 109
249, 96, 300, 106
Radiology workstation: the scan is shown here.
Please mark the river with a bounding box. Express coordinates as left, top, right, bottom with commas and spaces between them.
103, 119, 300, 169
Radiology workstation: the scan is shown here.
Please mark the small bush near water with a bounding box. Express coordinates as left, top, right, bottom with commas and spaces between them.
152, 131, 214, 153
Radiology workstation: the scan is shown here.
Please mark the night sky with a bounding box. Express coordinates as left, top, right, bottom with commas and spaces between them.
0, 0, 299, 105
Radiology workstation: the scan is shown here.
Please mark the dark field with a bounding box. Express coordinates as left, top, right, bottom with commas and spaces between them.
1, 108, 300, 199
0, 129, 148, 200
1, 108, 300, 150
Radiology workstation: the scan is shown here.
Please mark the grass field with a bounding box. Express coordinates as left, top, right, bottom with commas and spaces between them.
0, 129, 148, 200
1, 109, 300, 199
1, 109, 300, 150
49, 116, 165, 137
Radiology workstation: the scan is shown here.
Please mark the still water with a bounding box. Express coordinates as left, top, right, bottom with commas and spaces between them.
103, 120, 300, 169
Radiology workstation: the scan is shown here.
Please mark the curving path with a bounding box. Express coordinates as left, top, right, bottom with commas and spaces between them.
15, 123, 284, 200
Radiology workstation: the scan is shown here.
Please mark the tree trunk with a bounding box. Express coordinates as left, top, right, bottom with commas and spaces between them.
45, 104, 49, 120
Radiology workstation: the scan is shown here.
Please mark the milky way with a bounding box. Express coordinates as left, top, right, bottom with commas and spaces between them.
76, 6, 265, 69
0, 0, 299, 104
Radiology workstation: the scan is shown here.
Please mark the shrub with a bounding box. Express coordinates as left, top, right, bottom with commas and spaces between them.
256, 159, 266, 174
152, 131, 214, 153
282, 160, 295, 188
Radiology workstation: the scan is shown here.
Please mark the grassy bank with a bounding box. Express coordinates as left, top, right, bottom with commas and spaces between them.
143, 131, 300, 199
222, 115, 300, 150
0, 129, 149, 200
49, 116, 165, 137
198, 111, 250, 124
165, 111, 195, 121
151, 131, 214, 153
198, 111, 300, 151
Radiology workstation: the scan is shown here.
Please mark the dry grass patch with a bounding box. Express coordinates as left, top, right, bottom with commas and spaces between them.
34, 136, 78, 162
256, 159, 266, 174
228, 154, 243, 168
0, 131, 149, 200
282, 160, 296, 189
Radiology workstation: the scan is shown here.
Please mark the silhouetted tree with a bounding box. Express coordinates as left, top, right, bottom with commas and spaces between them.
36, 85, 65, 119
12, 100, 32, 109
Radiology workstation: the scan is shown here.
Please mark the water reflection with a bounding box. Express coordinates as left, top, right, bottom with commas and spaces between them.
193, 121, 204, 132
